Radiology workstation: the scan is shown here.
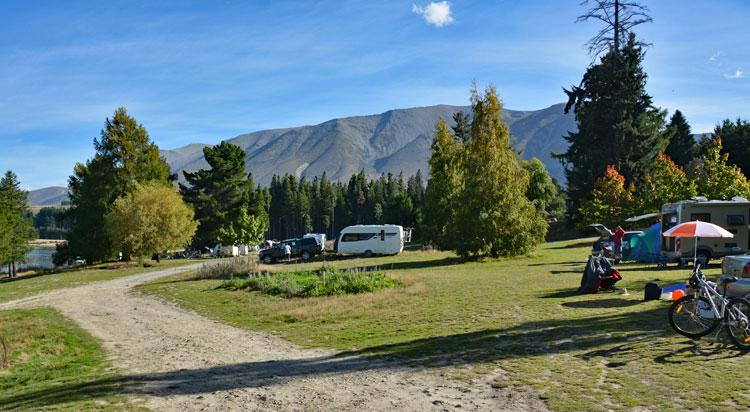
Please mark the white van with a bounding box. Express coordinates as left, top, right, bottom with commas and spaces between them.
334, 225, 411, 256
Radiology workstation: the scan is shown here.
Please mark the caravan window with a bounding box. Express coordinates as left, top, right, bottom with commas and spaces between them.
690, 213, 711, 223
341, 233, 377, 242
727, 214, 746, 226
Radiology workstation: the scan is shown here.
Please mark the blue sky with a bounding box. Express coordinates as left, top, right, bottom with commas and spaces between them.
1, 0, 748, 190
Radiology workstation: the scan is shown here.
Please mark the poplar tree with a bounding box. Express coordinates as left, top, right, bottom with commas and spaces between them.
455, 87, 547, 257
67, 108, 171, 263
0, 171, 36, 277
424, 119, 462, 249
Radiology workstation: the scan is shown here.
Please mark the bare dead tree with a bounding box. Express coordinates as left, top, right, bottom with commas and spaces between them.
577, 0, 653, 57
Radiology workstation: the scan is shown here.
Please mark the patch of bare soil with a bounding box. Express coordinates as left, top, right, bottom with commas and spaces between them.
0, 264, 547, 411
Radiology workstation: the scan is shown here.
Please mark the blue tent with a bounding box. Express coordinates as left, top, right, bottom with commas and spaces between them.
624, 222, 661, 263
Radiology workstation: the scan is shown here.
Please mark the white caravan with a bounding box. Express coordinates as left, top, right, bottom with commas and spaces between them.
335, 225, 411, 256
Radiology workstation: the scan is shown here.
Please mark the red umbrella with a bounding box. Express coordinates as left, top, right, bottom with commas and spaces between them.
663, 220, 734, 265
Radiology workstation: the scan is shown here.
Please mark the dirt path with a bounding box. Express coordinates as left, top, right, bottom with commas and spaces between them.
0, 264, 547, 411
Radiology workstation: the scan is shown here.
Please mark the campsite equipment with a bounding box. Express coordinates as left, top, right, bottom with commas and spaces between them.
578, 256, 622, 294
660, 283, 688, 301
335, 225, 411, 256
672, 289, 685, 301
668, 265, 750, 350
644, 283, 662, 301
628, 197, 750, 263
663, 221, 734, 266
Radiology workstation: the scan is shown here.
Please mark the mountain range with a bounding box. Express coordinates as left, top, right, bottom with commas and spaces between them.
28, 103, 576, 206
162, 103, 576, 187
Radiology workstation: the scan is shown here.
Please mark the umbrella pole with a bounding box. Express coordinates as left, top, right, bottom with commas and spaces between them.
694, 236, 699, 268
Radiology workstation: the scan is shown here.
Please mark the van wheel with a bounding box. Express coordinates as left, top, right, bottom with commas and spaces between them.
263, 255, 274, 264
301, 251, 311, 261
363, 250, 373, 258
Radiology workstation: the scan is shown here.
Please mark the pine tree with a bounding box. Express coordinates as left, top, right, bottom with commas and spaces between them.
452, 112, 471, 143
663, 110, 695, 167
67, 108, 171, 263
558, 34, 667, 223
455, 87, 547, 257
714, 118, 750, 177
0, 171, 37, 277
180, 141, 268, 247
424, 119, 462, 249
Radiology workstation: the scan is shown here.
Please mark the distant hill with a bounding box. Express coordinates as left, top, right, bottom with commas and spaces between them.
163, 103, 577, 186
27, 186, 69, 206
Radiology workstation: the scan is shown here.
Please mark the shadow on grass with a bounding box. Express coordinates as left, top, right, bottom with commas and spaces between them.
548, 240, 595, 250
561, 298, 642, 309
5, 304, 742, 409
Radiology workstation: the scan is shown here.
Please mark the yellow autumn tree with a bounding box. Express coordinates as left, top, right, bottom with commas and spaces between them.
637, 154, 697, 212
106, 183, 198, 261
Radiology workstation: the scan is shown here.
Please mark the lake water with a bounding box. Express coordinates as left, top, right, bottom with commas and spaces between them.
0, 247, 57, 273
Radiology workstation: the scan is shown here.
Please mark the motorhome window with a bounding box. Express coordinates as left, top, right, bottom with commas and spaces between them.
358, 233, 376, 240
341, 234, 359, 242
727, 214, 746, 226
690, 213, 711, 222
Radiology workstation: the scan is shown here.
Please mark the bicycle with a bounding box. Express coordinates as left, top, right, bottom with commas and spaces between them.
668, 264, 750, 350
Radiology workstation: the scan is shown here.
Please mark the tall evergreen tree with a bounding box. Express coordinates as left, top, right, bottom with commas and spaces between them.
180, 141, 268, 247
0, 171, 37, 277
424, 119, 462, 249
663, 110, 695, 167
67, 108, 171, 263
714, 118, 750, 177
558, 34, 667, 223
452, 112, 471, 143
456, 87, 547, 257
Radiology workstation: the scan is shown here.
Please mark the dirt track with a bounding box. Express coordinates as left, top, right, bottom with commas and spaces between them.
0, 264, 547, 411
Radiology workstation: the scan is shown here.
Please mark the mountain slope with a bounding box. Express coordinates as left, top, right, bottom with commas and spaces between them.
28, 186, 69, 206
164, 103, 576, 186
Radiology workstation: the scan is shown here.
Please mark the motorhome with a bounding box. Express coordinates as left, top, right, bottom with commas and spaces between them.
657, 197, 750, 264
334, 225, 411, 256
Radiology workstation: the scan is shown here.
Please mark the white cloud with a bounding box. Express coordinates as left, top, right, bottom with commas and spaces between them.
412, 1, 454, 27
709, 51, 721, 62
725, 68, 745, 79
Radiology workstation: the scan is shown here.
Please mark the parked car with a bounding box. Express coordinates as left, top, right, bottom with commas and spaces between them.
258, 237, 323, 264
722, 254, 750, 278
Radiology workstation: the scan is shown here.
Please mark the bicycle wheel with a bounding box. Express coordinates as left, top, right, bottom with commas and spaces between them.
726, 298, 750, 350
668, 295, 720, 338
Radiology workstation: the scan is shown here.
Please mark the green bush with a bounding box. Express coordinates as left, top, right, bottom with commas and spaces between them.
219, 266, 400, 298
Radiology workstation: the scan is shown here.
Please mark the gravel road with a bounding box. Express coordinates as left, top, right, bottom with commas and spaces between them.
0, 263, 547, 411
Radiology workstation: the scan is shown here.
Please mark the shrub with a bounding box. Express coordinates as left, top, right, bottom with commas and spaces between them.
194, 258, 259, 279
219, 266, 400, 298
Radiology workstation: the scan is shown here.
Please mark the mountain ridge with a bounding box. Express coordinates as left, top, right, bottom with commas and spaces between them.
162, 103, 576, 186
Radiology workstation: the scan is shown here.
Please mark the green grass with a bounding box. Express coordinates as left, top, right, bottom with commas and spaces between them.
0, 308, 143, 411
219, 266, 400, 297
0, 259, 199, 304
138, 240, 750, 411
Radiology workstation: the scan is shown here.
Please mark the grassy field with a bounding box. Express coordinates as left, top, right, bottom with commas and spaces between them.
0, 259, 199, 304
0, 308, 142, 411
138, 239, 750, 411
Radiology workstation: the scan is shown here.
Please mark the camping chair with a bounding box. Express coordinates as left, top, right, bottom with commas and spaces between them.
647, 253, 670, 269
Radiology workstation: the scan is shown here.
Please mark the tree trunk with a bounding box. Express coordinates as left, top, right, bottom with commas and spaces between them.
613, 0, 620, 51
11, 260, 16, 278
